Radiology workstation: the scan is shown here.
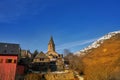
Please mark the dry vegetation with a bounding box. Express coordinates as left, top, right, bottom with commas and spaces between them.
45, 71, 74, 80
64, 52, 84, 75
83, 33, 120, 80
24, 71, 75, 80
64, 33, 120, 80
24, 73, 43, 80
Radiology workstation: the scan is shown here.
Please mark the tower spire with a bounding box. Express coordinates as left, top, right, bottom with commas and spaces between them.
48, 36, 55, 52
49, 36, 54, 45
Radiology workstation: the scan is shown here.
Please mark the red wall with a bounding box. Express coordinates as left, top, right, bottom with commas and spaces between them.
0, 55, 18, 80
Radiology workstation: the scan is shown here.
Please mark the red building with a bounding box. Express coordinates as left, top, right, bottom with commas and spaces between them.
0, 43, 20, 80
0, 54, 18, 80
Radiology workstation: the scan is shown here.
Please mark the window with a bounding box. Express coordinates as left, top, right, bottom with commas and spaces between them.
40, 58, 44, 61
0, 59, 3, 63
42, 58, 44, 61
40, 59, 41, 61
6, 59, 12, 63
14, 60, 17, 63
6, 59, 16, 63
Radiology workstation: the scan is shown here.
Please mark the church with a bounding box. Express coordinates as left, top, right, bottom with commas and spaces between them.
31, 37, 64, 72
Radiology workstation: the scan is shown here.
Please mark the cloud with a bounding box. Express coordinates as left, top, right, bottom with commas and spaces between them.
56, 38, 98, 50
0, 0, 48, 23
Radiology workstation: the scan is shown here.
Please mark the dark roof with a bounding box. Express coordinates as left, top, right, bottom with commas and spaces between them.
0, 42, 19, 45
0, 54, 18, 56
0, 42, 20, 55
35, 51, 49, 59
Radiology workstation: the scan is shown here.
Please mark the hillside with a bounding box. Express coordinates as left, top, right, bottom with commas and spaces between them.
76, 31, 120, 55
82, 31, 120, 80
83, 32, 120, 64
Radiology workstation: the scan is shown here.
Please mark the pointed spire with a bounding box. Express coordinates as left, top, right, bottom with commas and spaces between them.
49, 36, 54, 45
48, 36, 55, 52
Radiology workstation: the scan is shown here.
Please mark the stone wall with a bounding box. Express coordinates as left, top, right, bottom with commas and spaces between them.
45, 70, 75, 80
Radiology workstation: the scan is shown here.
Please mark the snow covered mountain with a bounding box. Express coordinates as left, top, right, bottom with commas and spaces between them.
75, 30, 120, 55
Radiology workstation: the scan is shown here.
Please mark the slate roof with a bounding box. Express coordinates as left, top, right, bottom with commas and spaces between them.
0, 42, 20, 54
35, 51, 49, 59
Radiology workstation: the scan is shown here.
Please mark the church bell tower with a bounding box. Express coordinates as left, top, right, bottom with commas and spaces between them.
48, 36, 55, 52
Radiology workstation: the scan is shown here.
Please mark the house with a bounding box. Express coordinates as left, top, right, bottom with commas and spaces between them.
20, 50, 32, 58
32, 51, 50, 72
0, 43, 20, 80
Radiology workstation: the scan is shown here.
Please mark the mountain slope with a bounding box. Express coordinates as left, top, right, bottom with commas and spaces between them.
81, 31, 120, 80
76, 30, 120, 55
83, 32, 120, 64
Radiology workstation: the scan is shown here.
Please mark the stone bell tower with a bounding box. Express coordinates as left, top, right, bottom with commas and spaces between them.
48, 36, 55, 52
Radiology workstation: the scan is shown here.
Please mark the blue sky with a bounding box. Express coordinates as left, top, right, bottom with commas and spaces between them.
0, 0, 120, 53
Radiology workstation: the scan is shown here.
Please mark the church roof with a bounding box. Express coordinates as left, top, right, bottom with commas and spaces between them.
35, 51, 49, 59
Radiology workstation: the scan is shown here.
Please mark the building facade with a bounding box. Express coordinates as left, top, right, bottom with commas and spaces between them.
20, 50, 32, 58
0, 43, 20, 80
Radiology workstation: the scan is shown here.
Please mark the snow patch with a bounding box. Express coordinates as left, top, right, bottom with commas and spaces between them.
75, 30, 120, 55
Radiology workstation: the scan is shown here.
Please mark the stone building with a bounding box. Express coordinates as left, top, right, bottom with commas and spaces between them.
31, 37, 64, 72
46, 36, 63, 59
33, 51, 50, 62
20, 50, 32, 58
32, 51, 50, 72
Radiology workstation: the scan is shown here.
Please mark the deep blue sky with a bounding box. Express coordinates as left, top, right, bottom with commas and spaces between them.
0, 0, 120, 53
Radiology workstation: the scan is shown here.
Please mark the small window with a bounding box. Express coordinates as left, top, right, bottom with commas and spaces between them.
40, 58, 44, 61
42, 58, 44, 61
6, 59, 12, 63
39, 58, 41, 61
14, 60, 17, 63
0, 59, 3, 63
